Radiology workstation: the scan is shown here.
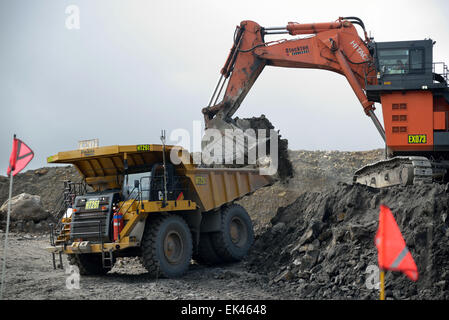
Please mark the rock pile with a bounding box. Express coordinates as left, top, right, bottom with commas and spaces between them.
0, 193, 55, 233
0, 166, 80, 210
237, 149, 384, 231
245, 182, 449, 299
234, 115, 293, 181
0, 166, 81, 233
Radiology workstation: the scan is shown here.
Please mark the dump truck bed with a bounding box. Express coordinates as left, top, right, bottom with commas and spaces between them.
48, 144, 273, 212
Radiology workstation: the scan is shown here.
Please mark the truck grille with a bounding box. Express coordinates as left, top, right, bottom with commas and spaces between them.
70, 211, 109, 241
70, 193, 116, 242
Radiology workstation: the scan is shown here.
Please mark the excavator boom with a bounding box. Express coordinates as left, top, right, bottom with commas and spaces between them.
202, 18, 385, 140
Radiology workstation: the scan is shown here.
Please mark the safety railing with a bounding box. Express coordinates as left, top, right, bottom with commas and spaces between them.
433, 62, 449, 83
364, 62, 448, 86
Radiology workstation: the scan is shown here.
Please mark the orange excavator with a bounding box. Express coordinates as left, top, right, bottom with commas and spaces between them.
202, 17, 449, 188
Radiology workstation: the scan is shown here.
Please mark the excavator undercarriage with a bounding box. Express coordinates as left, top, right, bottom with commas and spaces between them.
353, 155, 449, 188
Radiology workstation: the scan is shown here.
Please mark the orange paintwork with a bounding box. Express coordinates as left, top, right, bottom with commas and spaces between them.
381, 92, 434, 151
286, 21, 343, 35
204, 18, 377, 125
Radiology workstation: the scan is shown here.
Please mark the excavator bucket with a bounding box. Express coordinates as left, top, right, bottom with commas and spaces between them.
202, 117, 258, 165
201, 115, 281, 176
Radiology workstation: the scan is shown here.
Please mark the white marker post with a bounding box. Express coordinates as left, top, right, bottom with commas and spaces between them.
0, 134, 34, 300
0, 155, 14, 300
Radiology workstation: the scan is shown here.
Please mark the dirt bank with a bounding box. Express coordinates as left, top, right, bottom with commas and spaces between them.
245, 182, 449, 299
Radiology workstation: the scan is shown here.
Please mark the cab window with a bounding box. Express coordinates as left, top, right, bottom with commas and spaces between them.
123, 172, 151, 200
378, 49, 409, 75
409, 48, 424, 72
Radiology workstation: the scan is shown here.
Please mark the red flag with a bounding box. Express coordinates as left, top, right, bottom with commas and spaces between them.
7, 135, 34, 177
375, 205, 418, 281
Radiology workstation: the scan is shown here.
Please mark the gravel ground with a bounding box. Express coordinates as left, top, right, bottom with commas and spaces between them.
0, 231, 291, 300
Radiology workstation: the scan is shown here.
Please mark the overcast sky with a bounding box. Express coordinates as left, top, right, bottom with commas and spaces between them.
1, 0, 448, 175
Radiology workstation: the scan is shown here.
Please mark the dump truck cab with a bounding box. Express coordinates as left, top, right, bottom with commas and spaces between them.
46, 144, 272, 277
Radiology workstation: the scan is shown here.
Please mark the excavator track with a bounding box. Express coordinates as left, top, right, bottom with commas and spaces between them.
353, 156, 434, 188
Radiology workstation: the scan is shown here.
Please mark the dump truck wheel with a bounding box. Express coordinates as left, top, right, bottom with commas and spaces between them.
193, 233, 225, 265
141, 215, 193, 278
67, 253, 111, 275
211, 204, 254, 262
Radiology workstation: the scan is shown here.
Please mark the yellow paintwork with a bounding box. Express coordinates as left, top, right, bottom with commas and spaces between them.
117, 199, 196, 238
45, 236, 139, 254
47, 143, 273, 209
184, 167, 272, 212
52, 199, 198, 254
47, 143, 273, 256
47, 144, 196, 191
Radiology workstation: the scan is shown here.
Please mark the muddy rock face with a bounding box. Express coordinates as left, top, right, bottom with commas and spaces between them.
0, 166, 81, 233
245, 182, 449, 299
0, 193, 48, 221
0, 193, 55, 233
237, 149, 384, 232
0, 166, 81, 211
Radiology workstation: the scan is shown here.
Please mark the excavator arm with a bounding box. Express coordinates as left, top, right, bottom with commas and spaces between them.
202, 17, 386, 141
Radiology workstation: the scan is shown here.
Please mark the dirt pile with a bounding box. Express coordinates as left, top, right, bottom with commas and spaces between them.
237, 149, 384, 231
0, 166, 82, 232
0, 193, 54, 233
234, 115, 293, 181
288, 149, 384, 188
245, 182, 449, 299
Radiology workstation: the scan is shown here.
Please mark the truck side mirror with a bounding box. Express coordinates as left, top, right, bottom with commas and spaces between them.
134, 180, 140, 188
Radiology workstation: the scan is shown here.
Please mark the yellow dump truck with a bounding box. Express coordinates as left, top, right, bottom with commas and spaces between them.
45, 144, 272, 277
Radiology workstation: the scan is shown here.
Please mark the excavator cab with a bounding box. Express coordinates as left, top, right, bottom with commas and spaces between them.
365, 39, 449, 156
366, 39, 447, 100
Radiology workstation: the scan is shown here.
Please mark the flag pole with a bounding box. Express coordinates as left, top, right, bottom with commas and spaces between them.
380, 269, 385, 300
0, 171, 14, 300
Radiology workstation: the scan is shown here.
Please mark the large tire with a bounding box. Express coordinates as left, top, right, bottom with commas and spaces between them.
193, 233, 225, 265
67, 253, 112, 276
210, 204, 254, 263
141, 215, 193, 278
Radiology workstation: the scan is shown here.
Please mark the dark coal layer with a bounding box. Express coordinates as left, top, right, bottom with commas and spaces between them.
245, 182, 449, 299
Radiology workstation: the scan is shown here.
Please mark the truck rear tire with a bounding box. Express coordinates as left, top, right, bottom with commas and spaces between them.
67, 253, 111, 275
193, 233, 225, 265
141, 215, 193, 278
211, 204, 254, 262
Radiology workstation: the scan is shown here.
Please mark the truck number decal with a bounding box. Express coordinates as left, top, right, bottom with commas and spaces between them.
85, 200, 100, 210
137, 144, 151, 152
408, 134, 427, 144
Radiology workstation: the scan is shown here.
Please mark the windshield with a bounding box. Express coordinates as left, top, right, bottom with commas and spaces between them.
378, 49, 409, 75
123, 172, 151, 199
